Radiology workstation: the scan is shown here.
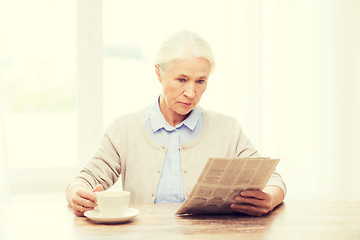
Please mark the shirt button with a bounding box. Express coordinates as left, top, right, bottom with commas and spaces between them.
152, 193, 155, 198
157, 170, 161, 174
184, 170, 188, 174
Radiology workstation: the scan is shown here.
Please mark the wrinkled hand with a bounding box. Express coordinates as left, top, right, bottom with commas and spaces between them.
230, 190, 274, 217
69, 184, 103, 216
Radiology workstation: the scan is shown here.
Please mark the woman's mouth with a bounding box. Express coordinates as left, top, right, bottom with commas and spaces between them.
179, 102, 192, 107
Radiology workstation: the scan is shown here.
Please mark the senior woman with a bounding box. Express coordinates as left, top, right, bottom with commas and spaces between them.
66, 30, 286, 217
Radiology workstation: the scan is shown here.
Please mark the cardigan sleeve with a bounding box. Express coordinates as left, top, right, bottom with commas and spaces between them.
67, 118, 122, 191
232, 119, 260, 158
233, 119, 287, 196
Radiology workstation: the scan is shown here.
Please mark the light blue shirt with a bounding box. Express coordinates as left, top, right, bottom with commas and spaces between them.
145, 98, 203, 203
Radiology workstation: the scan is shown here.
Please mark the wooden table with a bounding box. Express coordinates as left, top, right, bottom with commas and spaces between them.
1, 194, 360, 240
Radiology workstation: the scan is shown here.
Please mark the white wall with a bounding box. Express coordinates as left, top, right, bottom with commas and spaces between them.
261, 0, 360, 200
0, 75, 9, 204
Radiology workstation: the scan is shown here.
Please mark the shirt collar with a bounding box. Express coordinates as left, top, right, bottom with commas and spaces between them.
148, 97, 201, 132
182, 105, 201, 131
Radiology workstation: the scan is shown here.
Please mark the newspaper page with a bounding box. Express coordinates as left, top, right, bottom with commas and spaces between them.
175, 157, 279, 215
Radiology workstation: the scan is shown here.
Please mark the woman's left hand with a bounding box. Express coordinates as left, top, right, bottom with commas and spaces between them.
230, 189, 274, 216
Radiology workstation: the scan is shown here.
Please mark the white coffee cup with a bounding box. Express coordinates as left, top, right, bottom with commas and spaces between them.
95, 190, 130, 217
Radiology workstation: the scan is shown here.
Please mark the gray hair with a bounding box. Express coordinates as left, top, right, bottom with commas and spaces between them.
155, 30, 215, 73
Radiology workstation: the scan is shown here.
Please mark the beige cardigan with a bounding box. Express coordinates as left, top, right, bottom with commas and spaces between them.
68, 107, 286, 203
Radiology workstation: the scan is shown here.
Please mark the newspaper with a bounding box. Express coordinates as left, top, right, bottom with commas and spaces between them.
175, 157, 279, 215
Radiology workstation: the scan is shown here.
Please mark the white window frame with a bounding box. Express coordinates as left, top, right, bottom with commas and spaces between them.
7, 0, 104, 195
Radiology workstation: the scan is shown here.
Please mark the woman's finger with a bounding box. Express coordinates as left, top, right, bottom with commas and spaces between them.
234, 196, 271, 210
230, 203, 269, 216
73, 208, 85, 217
240, 190, 268, 200
92, 184, 104, 193
73, 195, 97, 209
77, 188, 97, 202
75, 202, 94, 213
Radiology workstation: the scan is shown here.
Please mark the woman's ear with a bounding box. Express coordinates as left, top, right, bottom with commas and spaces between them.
155, 64, 162, 83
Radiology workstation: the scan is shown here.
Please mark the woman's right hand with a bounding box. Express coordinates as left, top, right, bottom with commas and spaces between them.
68, 184, 104, 216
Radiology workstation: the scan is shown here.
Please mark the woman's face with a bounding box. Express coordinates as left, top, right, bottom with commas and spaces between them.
156, 56, 210, 123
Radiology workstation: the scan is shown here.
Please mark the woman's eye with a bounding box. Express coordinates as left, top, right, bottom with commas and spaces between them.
197, 80, 205, 84
178, 78, 186, 83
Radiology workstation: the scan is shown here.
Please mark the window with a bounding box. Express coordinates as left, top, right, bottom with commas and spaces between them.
1, 0, 77, 193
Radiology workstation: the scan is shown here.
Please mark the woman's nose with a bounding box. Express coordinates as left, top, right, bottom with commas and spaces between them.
184, 84, 195, 98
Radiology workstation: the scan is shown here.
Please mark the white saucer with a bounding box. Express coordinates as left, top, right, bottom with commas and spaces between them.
84, 208, 139, 224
